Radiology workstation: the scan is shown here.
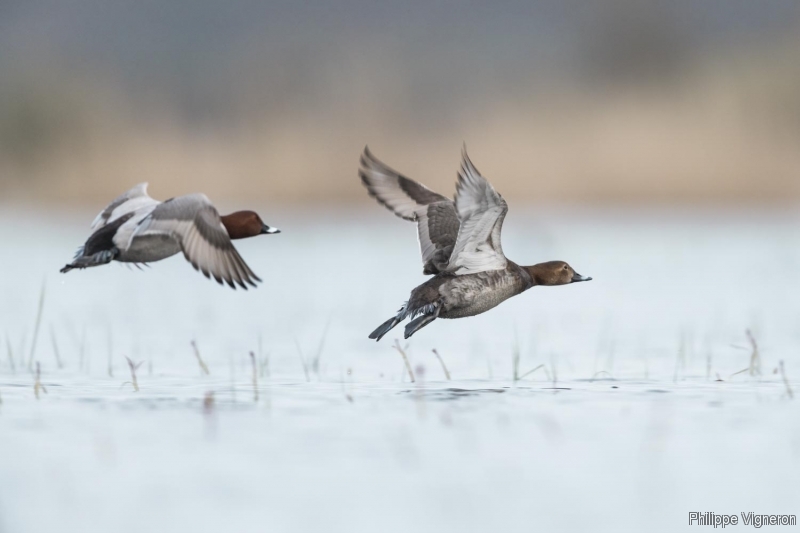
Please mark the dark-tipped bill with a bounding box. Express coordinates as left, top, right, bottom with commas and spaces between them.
261, 224, 281, 235
572, 272, 592, 283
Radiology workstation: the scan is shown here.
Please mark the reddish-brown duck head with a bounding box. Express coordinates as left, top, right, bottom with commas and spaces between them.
220, 211, 280, 240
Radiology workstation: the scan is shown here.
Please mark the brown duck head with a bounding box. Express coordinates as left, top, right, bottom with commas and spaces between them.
525, 261, 592, 286
220, 211, 280, 240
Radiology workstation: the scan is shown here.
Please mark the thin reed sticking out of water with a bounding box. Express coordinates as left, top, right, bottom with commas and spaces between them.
340, 367, 354, 403
590, 370, 615, 382
511, 330, 548, 382
730, 329, 763, 380
258, 333, 270, 378
27, 281, 46, 372
124, 356, 143, 392
746, 329, 762, 377
393, 340, 415, 383
311, 317, 332, 377
518, 364, 547, 381
249, 351, 259, 402
778, 361, 793, 399
550, 352, 559, 387
34, 362, 47, 399
294, 339, 310, 382
431, 349, 451, 381
203, 391, 215, 415
191, 340, 210, 375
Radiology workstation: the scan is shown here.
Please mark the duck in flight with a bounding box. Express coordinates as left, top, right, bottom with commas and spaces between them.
360, 146, 591, 340
60, 183, 279, 289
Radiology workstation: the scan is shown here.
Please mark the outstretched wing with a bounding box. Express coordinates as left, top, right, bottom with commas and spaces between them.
445, 148, 509, 275
91, 183, 159, 230
132, 194, 261, 289
359, 146, 460, 275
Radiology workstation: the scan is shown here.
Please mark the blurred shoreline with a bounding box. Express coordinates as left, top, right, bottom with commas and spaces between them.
1, 2, 798, 206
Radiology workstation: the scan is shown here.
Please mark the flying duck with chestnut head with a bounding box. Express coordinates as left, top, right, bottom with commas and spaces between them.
60, 183, 280, 289
360, 146, 591, 340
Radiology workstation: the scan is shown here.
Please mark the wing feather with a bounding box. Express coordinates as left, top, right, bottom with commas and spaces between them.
133, 194, 261, 289
91, 183, 159, 230
359, 146, 460, 274
446, 148, 509, 275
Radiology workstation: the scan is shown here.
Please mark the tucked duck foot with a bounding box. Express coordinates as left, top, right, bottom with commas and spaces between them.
404, 314, 437, 339
369, 316, 402, 342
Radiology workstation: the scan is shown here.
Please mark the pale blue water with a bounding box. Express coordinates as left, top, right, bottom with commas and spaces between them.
0, 206, 798, 532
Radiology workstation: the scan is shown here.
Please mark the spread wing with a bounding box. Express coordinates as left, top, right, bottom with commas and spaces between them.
91, 183, 159, 230
445, 148, 509, 275
132, 194, 261, 289
359, 146, 460, 275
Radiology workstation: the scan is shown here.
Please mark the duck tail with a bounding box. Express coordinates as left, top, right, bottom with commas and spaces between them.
369, 303, 409, 342
60, 248, 119, 274
369, 316, 402, 342
403, 304, 440, 339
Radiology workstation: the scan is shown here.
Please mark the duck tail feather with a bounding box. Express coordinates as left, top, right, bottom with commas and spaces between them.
369, 316, 402, 342
404, 314, 437, 339
60, 247, 119, 274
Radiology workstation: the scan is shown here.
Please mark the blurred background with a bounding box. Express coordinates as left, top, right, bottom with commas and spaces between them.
1, 0, 799, 207
2, 5, 800, 532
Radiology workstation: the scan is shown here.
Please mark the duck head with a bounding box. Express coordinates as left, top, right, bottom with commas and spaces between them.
220, 211, 280, 240
526, 261, 592, 286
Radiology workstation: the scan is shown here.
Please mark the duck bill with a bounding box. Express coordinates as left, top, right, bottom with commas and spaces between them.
571, 272, 592, 283
261, 224, 281, 235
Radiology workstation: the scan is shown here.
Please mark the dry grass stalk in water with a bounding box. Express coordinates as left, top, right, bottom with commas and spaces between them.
203, 391, 215, 415
393, 340, 415, 383
730, 329, 764, 380
777, 360, 793, 399
550, 352, 559, 387
293, 339, 311, 382
341, 367, 354, 403
50, 326, 64, 369
27, 281, 46, 371
34, 362, 47, 399
746, 329, 762, 376
124, 356, 143, 392
258, 334, 270, 378
311, 317, 332, 377
191, 340, 210, 375
431, 349, 451, 381
519, 364, 547, 381
590, 370, 615, 382
249, 351, 259, 402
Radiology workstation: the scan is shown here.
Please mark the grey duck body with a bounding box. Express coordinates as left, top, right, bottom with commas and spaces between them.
117, 233, 181, 263
409, 262, 533, 320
